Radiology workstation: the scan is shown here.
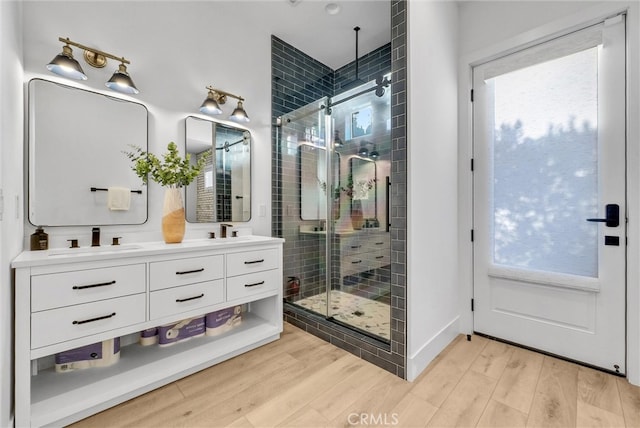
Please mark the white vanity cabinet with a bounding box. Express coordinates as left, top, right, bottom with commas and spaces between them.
338, 229, 390, 278
12, 236, 284, 427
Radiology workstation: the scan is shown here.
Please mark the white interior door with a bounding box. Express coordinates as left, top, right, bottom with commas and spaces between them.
473, 16, 626, 373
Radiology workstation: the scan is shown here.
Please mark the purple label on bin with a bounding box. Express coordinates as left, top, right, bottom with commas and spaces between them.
159, 317, 205, 345
206, 307, 238, 328
141, 327, 158, 338
55, 338, 120, 364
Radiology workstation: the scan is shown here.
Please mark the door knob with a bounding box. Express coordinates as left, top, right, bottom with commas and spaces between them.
587, 204, 619, 227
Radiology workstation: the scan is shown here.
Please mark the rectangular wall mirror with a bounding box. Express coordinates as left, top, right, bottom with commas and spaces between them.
28, 79, 148, 226
185, 116, 251, 222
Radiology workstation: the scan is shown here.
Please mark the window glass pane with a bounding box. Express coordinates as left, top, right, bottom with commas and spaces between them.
491, 47, 598, 277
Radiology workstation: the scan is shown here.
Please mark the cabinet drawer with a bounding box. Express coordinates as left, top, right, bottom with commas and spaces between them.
31, 264, 146, 312
340, 238, 365, 256
226, 269, 280, 301
370, 249, 390, 268
226, 248, 279, 277
368, 237, 390, 252
150, 255, 224, 291
150, 279, 224, 320
31, 294, 145, 349
341, 255, 370, 277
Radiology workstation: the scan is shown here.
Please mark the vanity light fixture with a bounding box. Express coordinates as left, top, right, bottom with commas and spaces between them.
46, 37, 139, 95
200, 86, 250, 123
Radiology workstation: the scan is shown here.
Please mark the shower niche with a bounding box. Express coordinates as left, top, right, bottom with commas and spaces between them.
278, 74, 392, 341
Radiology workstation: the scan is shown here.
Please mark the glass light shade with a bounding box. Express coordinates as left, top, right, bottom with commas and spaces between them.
200, 93, 222, 115
229, 100, 250, 123
46, 46, 87, 80
105, 63, 139, 94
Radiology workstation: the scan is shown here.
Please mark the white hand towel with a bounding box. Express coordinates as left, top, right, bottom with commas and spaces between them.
107, 187, 131, 211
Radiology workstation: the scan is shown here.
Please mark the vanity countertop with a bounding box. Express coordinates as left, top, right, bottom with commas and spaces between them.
12, 235, 284, 268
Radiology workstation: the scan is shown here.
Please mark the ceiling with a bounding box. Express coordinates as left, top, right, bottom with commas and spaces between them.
270, 0, 391, 70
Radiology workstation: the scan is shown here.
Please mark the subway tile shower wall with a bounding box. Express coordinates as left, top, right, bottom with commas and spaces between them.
271, 0, 407, 378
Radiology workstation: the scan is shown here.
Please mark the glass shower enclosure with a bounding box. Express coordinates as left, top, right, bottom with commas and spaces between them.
279, 75, 392, 341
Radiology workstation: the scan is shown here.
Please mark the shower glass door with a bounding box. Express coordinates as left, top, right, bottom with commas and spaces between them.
281, 76, 392, 341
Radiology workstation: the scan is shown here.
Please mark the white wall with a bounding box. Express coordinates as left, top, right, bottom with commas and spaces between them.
0, 1, 23, 424
21, 1, 279, 249
406, 0, 460, 381
457, 1, 640, 385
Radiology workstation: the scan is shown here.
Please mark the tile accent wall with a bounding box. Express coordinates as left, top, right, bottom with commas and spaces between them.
271, 0, 407, 378
334, 43, 392, 92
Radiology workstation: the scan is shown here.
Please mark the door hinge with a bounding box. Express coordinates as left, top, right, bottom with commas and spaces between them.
470, 89, 474, 102
471, 229, 474, 242
470, 158, 474, 172
471, 298, 474, 312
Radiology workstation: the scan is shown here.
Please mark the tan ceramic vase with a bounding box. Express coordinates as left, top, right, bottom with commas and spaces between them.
162, 186, 185, 243
351, 199, 364, 230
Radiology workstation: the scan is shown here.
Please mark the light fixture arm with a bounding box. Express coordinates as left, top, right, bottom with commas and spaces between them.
59, 37, 130, 66
205, 85, 244, 105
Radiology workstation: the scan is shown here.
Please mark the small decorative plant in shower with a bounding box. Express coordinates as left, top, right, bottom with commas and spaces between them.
317, 179, 341, 220
124, 142, 209, 243
342, 175, 376, 229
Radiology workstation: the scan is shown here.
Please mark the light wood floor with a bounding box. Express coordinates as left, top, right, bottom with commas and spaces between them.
72, 322, 640, 428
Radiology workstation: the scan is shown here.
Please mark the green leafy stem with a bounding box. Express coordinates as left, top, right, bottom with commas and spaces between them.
123, 142, 210, 188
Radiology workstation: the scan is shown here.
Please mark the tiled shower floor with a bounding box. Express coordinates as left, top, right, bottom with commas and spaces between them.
293, 290, 391, 339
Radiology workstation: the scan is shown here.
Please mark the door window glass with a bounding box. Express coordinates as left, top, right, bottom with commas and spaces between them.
490, 47, 599, 277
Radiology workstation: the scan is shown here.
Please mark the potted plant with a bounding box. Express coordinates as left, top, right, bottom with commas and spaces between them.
125, 142, 210, 243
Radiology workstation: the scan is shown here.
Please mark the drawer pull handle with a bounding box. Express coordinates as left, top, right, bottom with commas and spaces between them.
352, 260, 363, 264
244, 259, 264, 265
73, 312, 116, 325
72, 280, 116, 290
245, 281, 265, 288
376, 256, 384, 259
176, 268, 205, 275
176, 293, 205, 303
350, 245, 361, 249
376, 242, 384, 245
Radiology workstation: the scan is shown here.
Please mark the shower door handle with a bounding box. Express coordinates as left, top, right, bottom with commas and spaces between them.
386, 176, 391, 232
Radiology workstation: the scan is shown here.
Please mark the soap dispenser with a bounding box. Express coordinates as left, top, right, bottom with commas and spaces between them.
30, 227, 48, 251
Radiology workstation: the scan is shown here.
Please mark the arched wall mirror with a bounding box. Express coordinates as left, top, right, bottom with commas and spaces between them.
185, 116, 251, 223
28, 78, 148, 226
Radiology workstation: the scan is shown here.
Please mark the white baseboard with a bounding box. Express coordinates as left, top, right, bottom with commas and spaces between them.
407, 316, 460, 382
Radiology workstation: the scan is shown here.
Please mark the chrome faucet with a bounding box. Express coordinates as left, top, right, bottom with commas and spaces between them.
91, 227, 100, 247
220, 224, 233, 238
